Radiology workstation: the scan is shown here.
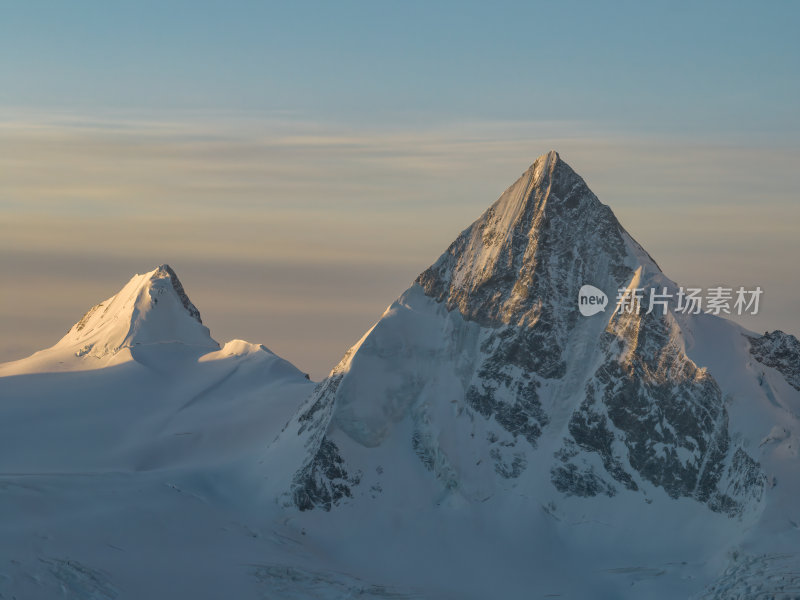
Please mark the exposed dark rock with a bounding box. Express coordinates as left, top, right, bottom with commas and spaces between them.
554, 306, 766, 516
551, 462, 617, 498
748, 330, 800, 391
292, 438, 361, 512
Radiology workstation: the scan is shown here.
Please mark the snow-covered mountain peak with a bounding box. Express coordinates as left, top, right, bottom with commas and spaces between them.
416, 151, 638, 330
58, 263, 218, 357
1, 264, 219, 373
287, 153, 769, 525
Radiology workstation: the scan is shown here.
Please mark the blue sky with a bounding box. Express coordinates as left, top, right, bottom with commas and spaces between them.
3, 1, 798, 134
1, 1, 799, 377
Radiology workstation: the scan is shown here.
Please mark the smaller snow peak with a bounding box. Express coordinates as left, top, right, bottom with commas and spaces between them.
48, 264, 218, 364
149, 264, 203, 324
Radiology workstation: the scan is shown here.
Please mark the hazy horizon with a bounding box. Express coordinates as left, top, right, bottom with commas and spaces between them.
2, 112, 798, 378
1, 2, 798, 379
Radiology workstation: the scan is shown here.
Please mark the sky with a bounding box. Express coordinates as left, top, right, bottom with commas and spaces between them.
1, 1, 799, 379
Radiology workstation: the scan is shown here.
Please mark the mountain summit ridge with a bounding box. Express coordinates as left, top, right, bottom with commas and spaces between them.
417, 150, 647, 328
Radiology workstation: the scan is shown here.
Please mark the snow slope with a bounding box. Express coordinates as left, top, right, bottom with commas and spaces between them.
2, 155, 800, 599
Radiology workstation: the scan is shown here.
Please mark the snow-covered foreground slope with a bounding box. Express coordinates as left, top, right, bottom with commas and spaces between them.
2, 154, 800, 599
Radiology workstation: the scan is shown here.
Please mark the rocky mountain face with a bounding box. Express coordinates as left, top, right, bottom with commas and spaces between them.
288, 151, 767, 518
748, 329, 800, 391
553, 301, 765, 515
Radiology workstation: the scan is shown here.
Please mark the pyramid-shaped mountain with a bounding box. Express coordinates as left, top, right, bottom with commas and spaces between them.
284, 152, 778, 525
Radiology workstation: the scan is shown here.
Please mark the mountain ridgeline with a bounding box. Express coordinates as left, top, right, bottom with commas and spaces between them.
3, 151, 800, 599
